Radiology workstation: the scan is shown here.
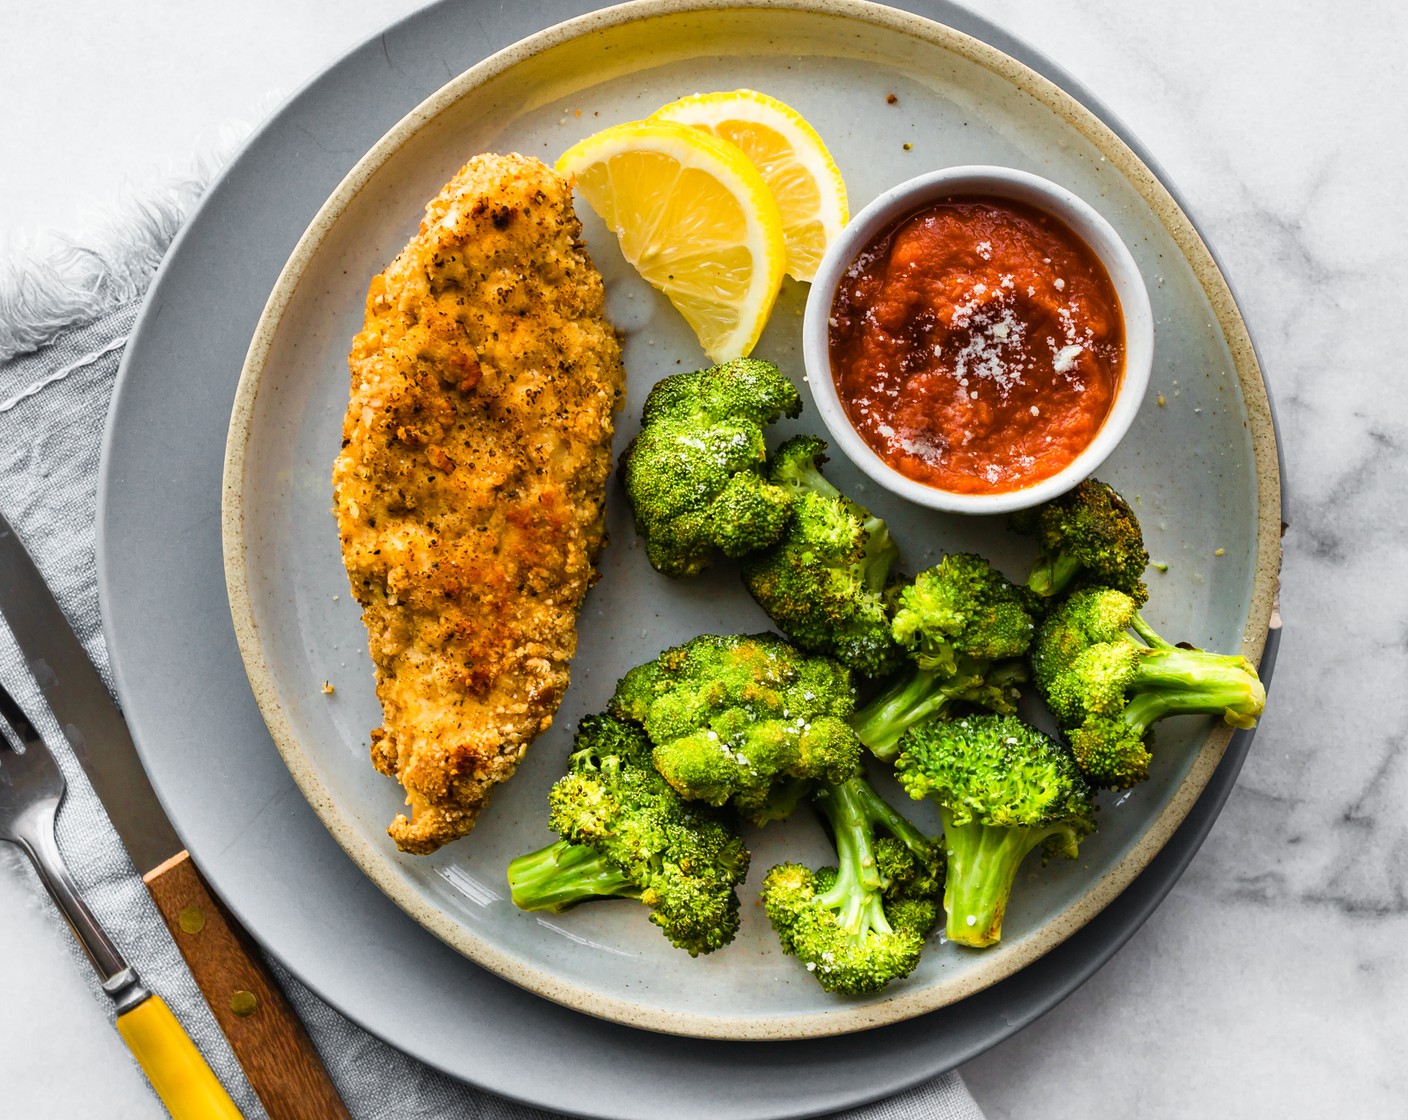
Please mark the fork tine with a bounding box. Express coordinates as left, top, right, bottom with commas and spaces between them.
0, 680, 58, 786
0, 679, 41, 751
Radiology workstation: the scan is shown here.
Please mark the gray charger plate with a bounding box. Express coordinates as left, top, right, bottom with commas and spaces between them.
98, 0, 1285, 1116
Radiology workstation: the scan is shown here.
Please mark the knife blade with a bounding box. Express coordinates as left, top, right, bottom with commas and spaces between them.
0, 509, 350, 1120
0, 513, 182, 872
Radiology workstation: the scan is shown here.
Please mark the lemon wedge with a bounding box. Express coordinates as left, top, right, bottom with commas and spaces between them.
558, 119, 786, 362
652, 90, 848, 283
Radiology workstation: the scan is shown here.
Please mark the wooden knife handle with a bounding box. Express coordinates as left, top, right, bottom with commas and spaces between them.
144, 851, 352, 1120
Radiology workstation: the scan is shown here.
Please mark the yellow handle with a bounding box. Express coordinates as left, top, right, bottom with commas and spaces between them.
116, 996, 244, 1119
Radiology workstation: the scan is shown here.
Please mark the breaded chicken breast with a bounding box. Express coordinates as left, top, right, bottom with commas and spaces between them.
333, 153, 624, 854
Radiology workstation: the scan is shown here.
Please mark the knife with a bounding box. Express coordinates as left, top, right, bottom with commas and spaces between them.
0, 510, 351, 1120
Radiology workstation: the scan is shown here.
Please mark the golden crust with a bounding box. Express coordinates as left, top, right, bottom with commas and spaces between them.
333, 153, 624, 854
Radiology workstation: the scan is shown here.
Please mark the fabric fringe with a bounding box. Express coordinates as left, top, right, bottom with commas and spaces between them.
0, 120, 262, 364
0, 175, 203, 363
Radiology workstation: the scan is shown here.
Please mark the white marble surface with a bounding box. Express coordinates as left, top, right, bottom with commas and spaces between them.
3, 1, 1405, 1117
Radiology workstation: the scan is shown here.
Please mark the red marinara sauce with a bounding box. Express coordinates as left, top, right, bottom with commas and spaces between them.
828, 197, 1125, 495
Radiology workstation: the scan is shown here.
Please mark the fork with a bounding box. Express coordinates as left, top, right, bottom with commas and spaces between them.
0, 681, 242, 1118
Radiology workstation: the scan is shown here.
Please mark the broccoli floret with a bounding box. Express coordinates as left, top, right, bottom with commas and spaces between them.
619, 358, 802, 577
892, 553, 1038, 669
609, 633, 862, 824
761, 775, 943, 995
741, 435, 903, 677
1031, 587, 1267, 788
506, 714, 749, 955
850, 554, 1037, 762
1013, 478, 1150, 604
896, 714, 1094, 949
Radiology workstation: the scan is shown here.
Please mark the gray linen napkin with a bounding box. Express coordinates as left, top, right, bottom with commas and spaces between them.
0, 205, 986, 1120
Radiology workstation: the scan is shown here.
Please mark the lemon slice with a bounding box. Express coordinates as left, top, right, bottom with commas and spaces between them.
558, 119, 786, 362
652, 90, 848, 283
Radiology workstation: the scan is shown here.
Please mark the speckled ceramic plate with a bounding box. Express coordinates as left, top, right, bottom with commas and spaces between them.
220, 0, 1278, 1040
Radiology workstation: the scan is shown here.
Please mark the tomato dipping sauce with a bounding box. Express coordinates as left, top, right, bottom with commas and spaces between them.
828, 197, 1125, 495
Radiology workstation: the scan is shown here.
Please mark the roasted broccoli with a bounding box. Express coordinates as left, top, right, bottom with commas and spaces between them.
1012, 478, 1150, 605
850, 553, 1038, 762
506, 714, 749, 955
609, 633, 862, 824
618, 357, 802, 577
896, 713, 1095, 949
761, 774, 943, 995
741, 435, 904, 677
1031, 587, 1266, 789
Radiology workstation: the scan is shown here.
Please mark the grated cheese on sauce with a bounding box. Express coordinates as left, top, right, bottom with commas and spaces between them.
827, 197, 1125, 495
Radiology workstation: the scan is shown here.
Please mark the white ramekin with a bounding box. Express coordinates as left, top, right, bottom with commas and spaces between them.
802, 165, 1153, 514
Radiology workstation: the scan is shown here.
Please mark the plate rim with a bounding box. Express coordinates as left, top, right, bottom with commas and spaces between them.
221, 0, 1281, 1041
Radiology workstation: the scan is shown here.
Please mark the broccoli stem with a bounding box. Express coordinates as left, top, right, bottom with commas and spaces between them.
506, 840, 641, 913
860, 515, 897, 593
738, 776, 816, 826
1129, 611, 1174, 648
1125, 645, 1267, 731
848, 776, 934, 859
850, 668, 955, 763
1026, 550, 1083, 598
939, 808, 1071, 948
987, 657, 1031, 693
814, 778, 893, 937
778, 459, 843, 503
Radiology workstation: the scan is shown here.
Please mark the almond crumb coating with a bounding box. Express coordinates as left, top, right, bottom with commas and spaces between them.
333, 153, 624, 854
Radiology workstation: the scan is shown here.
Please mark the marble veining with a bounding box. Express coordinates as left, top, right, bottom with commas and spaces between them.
961, 1, 1408, 1116
3, 1, 1406, 1118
